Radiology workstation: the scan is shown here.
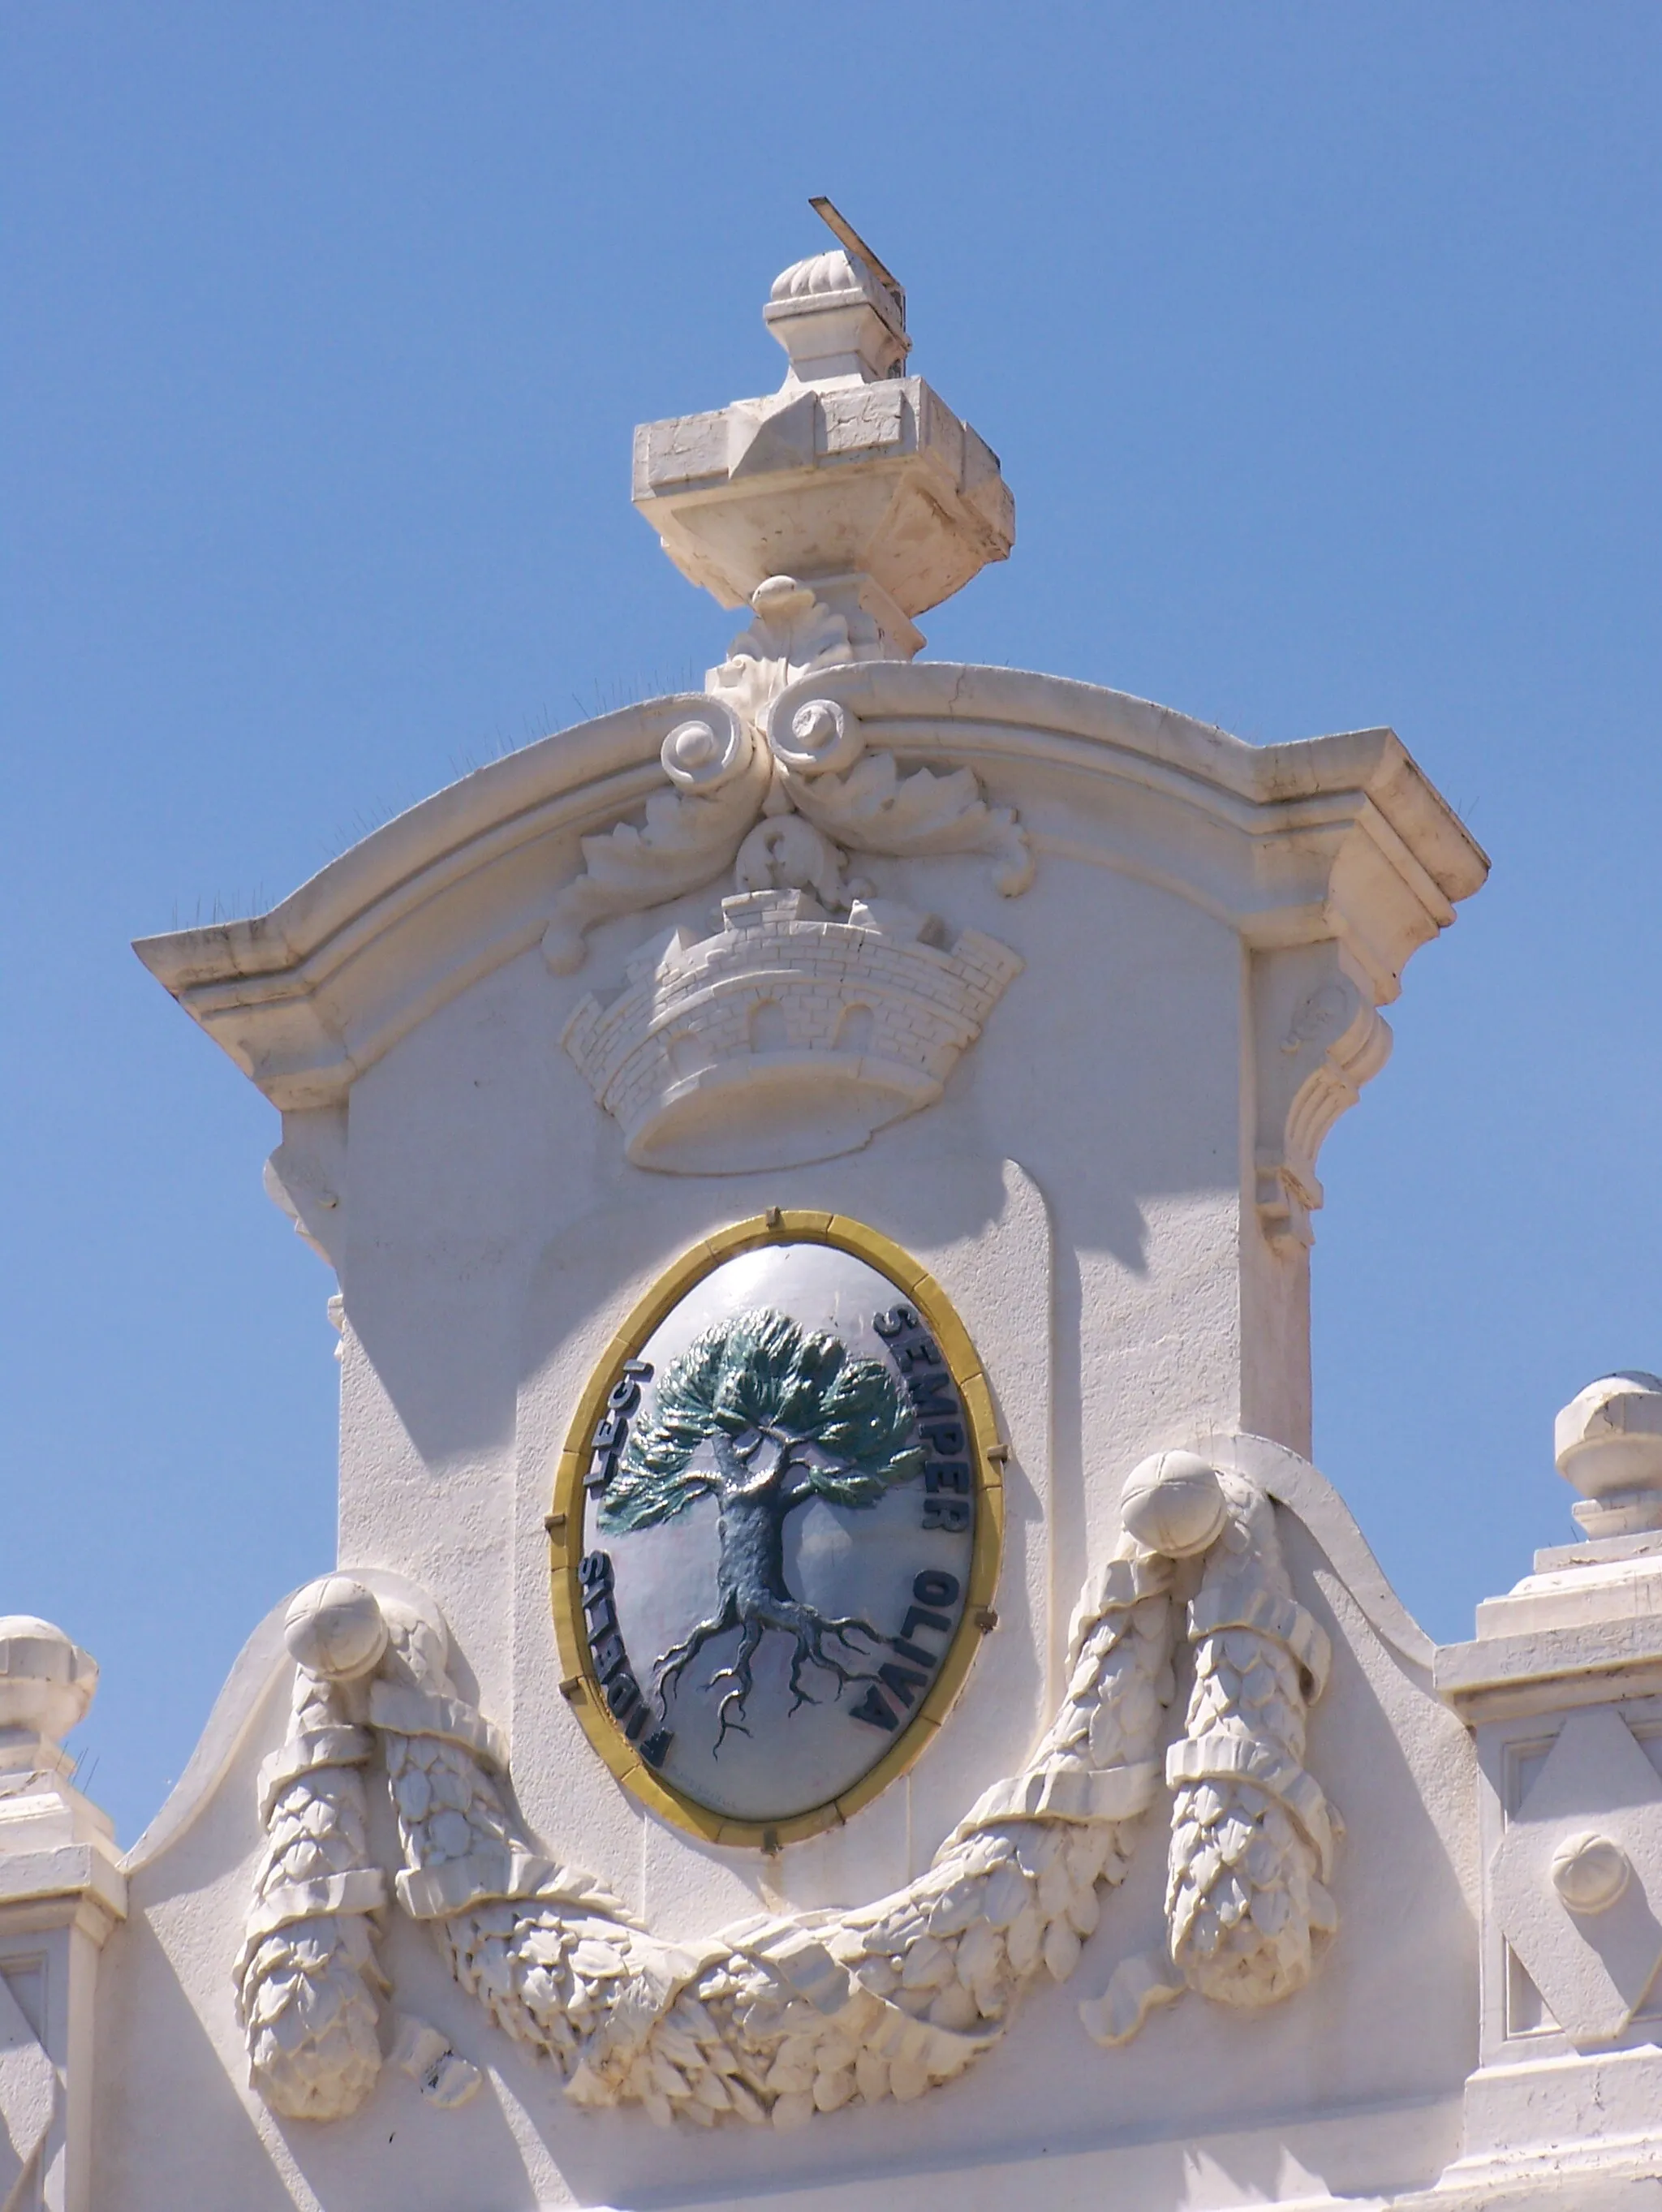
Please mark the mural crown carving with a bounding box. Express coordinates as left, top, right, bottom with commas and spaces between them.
560, 887, 1022, 1174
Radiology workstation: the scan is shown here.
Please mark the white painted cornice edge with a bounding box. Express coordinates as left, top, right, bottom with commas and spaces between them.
132, 692, 713, 1109
133, 694, 713, 996
133, 666, 1487, 1111
776, 665, 1488, 1001
788, 662, 1486, 907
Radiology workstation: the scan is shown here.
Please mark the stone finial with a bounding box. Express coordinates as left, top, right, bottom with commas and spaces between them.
1550, 1827, 1631, 1914
1119, 1452, 1227, 1559
764, 247, 909, 388
282, 1575, 389, 1681
1554, 1371, 1662, 1539
0, 1615, 97, 1751
631, 221, 1014, 654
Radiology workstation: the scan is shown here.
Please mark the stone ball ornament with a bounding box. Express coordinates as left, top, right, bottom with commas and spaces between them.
282, 1576, 389, 1682
1119, 1449, 1228, 1558
659, 700, 751, 792
770, 695, 865, 777
0, 1614, 98, 1744
1554, 1369, 1662, 1537
1550, 1829, 1632, 1915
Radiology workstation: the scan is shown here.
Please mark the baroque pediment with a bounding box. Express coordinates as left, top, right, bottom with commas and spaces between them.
84, 204, 1656, 2212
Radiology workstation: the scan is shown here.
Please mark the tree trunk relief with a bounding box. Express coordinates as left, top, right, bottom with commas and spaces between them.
650, 1433, 882, 1746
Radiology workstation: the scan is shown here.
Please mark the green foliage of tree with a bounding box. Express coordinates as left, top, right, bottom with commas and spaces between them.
601, 1308, 923, 1532
596, 1307, 927, 1741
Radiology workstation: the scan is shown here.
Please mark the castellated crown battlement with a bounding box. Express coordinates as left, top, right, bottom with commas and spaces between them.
560, 887, 1022, 1175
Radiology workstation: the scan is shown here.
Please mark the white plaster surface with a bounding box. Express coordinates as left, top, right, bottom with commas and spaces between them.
97, 666, 1507, 2206
0, 1971, 55, 2207
1488, 1708, 1662, 2042
66, 232, 1662, 2210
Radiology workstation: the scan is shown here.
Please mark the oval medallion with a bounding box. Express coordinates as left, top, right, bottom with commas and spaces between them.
550, 1211, 1002, 1846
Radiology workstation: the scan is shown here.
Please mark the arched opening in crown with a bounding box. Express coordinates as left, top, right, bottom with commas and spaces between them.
833, 1004, 874, 1056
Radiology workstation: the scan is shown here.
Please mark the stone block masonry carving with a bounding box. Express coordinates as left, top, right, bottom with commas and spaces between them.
239, 1452, 1337, 2131
559, 887, 1023, 1173
549, 667, 1032, 1177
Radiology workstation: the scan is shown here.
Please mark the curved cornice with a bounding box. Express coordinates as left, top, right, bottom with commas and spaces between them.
133, 693, 711, 1108
781, 662, 1486, 909
1192, 1430, 1437, 1680
133, 665, 1488, 1110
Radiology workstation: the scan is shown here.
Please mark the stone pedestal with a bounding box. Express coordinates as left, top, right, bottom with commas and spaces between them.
0, 1622, 125, 2212
1433, 1373, 1662, 2206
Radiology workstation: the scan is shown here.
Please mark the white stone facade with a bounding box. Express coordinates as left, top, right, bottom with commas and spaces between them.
6, 211, 1656, 2211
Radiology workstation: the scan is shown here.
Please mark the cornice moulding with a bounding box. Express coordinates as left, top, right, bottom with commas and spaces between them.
794, 662, 1483, 894
133, 664, 1487, 1110
132, 692, 714, 996
1193, 1430, 1437, 1676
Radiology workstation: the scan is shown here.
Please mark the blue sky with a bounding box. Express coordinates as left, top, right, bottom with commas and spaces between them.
4, 4, 1660, 1844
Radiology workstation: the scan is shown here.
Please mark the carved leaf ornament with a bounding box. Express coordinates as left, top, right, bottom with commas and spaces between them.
238, 1224, 1339, 2130
541, 596, 1032, 982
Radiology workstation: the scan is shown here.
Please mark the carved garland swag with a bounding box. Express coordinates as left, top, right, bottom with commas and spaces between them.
235, 1466, 1337, 2128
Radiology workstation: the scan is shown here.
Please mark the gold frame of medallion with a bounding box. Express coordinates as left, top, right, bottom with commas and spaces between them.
548, 1209, 1005, 1849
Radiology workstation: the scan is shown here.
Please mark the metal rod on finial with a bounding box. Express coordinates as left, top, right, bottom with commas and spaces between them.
808, 196, 906, 331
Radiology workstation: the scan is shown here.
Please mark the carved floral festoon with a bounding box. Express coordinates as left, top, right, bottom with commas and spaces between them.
237, 1456, 1338, 2128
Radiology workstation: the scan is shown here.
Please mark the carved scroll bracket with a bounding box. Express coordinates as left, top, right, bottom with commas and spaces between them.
1252, 944, 1393, 1251
767, 694, 1034, 899
704, 575, 900, 739
543, 701, 769, 975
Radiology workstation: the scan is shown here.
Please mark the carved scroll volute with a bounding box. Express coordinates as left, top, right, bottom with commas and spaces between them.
764, 688, 1034, 897
542, 699, 768, 975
